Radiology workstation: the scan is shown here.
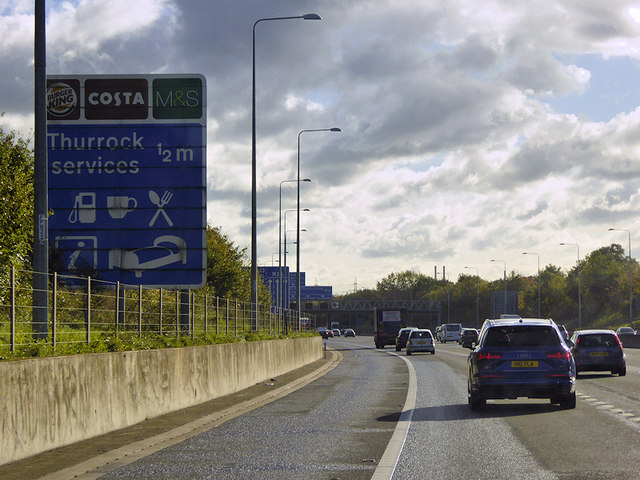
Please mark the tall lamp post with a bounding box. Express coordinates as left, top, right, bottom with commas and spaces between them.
491, 259, 507, 315
284, 208, 309, 313
251, 13, 321, 331
523, 252, 541, 318
609, 228, 633, 327
560, 242, 582, 329
279, 179, 310, 316
296, 127, 341, 319
465, 266, 480, 328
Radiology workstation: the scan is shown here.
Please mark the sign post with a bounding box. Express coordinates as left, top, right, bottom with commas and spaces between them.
47, 74, 206, 288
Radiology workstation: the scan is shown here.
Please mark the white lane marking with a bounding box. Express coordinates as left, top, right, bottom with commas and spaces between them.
371, 352, 416, 480
347, 341, 417, 480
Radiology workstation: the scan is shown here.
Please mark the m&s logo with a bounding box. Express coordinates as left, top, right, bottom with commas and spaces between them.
153, 77, 204, 119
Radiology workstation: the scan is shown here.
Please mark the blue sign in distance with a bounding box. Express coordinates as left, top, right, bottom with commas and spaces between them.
47, 75, 206, 288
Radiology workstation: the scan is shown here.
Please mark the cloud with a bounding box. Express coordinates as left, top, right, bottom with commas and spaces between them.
5, 0, 640, 291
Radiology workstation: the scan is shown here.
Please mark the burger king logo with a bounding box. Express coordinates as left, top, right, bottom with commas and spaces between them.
47, 82, 78, 117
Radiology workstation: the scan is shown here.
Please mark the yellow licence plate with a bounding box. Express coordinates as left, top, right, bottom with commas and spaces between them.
590, 352, 608, 357
511, 361, 539, 368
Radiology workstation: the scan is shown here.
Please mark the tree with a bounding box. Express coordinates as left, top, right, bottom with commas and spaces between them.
579, 244, 627, 320
376, 270, 437, 299
205, 225, 270, 304
0, 125, 33, 273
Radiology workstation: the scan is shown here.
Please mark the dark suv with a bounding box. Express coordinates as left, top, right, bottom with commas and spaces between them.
570, 329, 626, 376
466, 318, 576, 410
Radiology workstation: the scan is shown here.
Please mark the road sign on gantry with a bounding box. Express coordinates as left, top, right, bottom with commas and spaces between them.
47, 74, 206, 288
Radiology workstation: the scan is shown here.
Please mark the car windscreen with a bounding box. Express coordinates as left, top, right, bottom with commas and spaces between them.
410, 331, 432, 338
483, 326, 561, 348
578, 334, 618, 347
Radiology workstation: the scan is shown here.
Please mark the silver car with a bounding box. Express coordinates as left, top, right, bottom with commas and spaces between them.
406, 329, 436, 355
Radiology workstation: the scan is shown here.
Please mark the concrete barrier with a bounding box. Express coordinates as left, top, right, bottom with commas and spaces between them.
0, 336, 321, 466
619, 333, 640, 349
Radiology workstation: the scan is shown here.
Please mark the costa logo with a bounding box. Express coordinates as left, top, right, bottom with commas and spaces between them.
47, 82, 78, 117
85, 78, 148, 120
88, 91, 145, 107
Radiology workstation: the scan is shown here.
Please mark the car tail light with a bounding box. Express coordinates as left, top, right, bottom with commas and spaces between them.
478, 352, 501, 360
615, 335, 623, 349
546, 351, 570, 360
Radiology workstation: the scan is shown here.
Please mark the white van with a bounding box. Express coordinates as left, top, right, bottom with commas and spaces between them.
442, 323, 463, 343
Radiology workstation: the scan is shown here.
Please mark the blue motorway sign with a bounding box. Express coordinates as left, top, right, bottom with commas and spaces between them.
47, 75, 206, 288
299, 286, 333, 300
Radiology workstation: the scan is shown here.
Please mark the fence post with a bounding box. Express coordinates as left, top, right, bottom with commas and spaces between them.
216, 296, 219, 336
52, 272, 57, 350
175, 289, 180, 338
115, 281, 120, 334
159, 288, 163, 335
190, 290, 194, 341
138, 285, 142, 339
86, 276, 91, 345
10, 266, 15, 353
204, 293, 208, 335
235, 301, 238, 336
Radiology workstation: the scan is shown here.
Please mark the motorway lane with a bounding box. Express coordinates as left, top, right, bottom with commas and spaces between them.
96, 340, 408, 480
394, 341, 640, 480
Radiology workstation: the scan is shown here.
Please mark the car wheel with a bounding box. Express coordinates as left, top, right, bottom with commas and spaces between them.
559, 391, 576, 409
549, 395, 560, 405
431, 350, 435, 354
406, 350, 412, 356
468, 380, 485, 411
396, 345, 400, 351
618, 366, 627, 376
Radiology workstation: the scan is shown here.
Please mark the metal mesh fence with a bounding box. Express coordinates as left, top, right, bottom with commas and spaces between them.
0, 267, 314, 355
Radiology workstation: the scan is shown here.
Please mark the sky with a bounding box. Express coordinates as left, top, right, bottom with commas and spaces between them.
3, 0, 640, 294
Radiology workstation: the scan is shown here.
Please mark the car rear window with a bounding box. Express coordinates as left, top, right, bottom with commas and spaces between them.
411, 331, 432, 338
446, 324, 461, 331
578, 334, 618, 347
484, 326, 561, 347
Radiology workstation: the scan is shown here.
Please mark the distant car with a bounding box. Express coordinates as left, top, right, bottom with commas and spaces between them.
396, 327, 417, 351
441, 323, 463, 343
616, 326, 636, 335
467, 318, 576, 410
332, 329, 341, 337
459, 328, 478, 347
318, 328, 332, 339
406, 329, 435, 355
570, 330, 626, 376
435, 325, 444, 342
344, 328, 356, 337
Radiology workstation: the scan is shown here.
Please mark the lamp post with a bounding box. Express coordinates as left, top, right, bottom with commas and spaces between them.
251, 13, 321, 331
491, 259, 507, 315
296, 127, 341, 319
279, 179, 310, 317
609, 228, 633, 327
523, 252, 541, 318
284, 209, 309, 313
465, 266, 480, 328
560, 242, 582, 329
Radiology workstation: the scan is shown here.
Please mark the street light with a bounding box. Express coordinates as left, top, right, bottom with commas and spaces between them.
609, 228, 633, 327
464, 266, 480, 328
296, 127, 341, 319
279, 179, 310, 315
560, 242, 582, 329
523, 252, 541, 318
490, 259, 507, 315
251, 13, 321, 331
284, 209, 309, 311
